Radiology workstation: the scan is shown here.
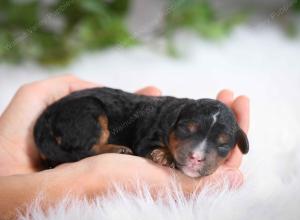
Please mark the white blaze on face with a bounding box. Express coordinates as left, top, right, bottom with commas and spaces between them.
193, 111, 220, 155
211, 111, 220, 128
183, 138, 207, 177
181, 110, 222, 177
193, 138, 207, 159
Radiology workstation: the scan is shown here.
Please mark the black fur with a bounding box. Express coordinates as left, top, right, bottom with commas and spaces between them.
34, 87, 249, 168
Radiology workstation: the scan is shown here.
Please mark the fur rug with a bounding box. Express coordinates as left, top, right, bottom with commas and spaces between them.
0, 25, 300, 220
18, 176, 300, 220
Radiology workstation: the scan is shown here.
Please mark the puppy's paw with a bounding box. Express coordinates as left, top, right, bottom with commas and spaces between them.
116, 146, 133, 155
149, 148, 175, 168
93, 144, 133, 155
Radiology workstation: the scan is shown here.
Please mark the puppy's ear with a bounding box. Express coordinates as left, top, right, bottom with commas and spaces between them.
167, 105, 185, 128
164, 105, 186, 145
236, 128, 249, 154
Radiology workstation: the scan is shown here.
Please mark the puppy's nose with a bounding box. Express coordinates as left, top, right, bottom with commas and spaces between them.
188, 152, 206, 165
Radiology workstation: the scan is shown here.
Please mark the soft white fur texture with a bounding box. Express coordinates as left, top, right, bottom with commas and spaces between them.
0, 25, 300, 220
18, 177, 300, 220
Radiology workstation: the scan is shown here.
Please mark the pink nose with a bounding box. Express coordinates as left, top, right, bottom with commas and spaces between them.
188, 152, 206, 164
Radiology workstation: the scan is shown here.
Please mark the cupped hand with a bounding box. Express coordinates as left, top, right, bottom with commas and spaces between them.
0, 75, 249, 195
0, 75, 161, 176
197, 89, 250, 189
63, 89, 249, 196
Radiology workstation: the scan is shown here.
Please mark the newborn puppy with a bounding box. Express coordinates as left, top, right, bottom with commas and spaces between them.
34, 87, 249, 177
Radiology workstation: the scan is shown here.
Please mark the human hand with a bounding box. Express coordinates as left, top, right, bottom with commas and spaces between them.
60, 89, 249, 196
200, 89, 249, 189
0, 75, 161, 176
0, 81, 248, 219
0, 75, 248, 194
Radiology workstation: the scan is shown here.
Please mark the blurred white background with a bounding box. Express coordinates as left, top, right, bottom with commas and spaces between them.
1, 22, 300, 175
0, 0, 300, 219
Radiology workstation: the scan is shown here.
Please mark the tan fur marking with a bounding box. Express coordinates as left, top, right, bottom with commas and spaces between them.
92, 144, 132, 155
187, 122, 198, 133
40, 152, 47, 160
98, 115, 110, 145
91, 115, 110, 154
217, 133, 230, 144
168, 131, 182, 157
55, 136, 62, 145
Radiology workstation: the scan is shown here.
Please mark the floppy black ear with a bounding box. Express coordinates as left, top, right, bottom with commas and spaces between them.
236, 128, 249, 154
166, 105, 185, 128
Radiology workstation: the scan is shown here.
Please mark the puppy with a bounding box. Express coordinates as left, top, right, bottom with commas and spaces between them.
34, 87, 249, 177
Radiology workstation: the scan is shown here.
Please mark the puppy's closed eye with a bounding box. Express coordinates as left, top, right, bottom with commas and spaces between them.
217, 144, 230, 156
175, 126, 192, 138
175, 122, 199, 138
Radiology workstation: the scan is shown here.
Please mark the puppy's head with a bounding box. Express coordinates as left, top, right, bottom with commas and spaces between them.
168, 99, 249, 177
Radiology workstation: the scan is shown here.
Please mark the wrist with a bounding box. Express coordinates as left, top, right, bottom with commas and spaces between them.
0, 133, 18, 176
0, 166, 89, 220
47, 162, 92, 199
0, 133, 41, 176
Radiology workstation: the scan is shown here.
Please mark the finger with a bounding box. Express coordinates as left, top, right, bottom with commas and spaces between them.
36, 75, 100, 105
135, 86, 162, 96
225, 95, 250, 167
216, 89, 234, 107
198, 166, 244, 191
217, 90, 240, 167
65, 77, 100, 93
46, 75, 99, 93
225, 146, 243, 168
232, 95, 250, 133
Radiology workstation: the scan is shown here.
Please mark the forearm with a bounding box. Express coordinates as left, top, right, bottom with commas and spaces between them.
0, 165, 87, 220
0, 154, 230, 220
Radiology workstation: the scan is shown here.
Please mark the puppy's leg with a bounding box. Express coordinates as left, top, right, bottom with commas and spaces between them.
147, 148, 175, 168
34, 96, 108, 167
92, 116, 133, 155
92, 144, 133, 155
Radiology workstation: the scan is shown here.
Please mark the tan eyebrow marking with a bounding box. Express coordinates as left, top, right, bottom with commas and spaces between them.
187, 122, 198, 133
218, 133, 230, 144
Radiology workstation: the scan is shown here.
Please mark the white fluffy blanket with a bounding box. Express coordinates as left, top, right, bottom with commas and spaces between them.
0, 25, 300, 220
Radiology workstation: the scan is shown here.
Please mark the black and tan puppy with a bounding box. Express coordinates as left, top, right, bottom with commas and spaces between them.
34, 87, 249, 177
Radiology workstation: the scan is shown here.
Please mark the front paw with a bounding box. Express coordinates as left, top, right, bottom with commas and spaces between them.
149, 148, 175, 168
116, 146, 133, 155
